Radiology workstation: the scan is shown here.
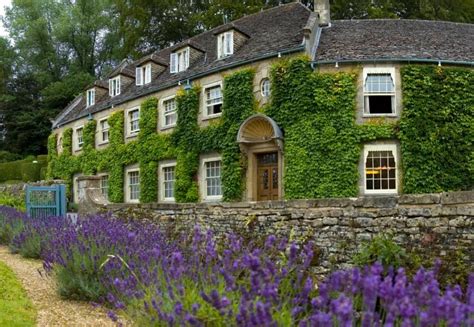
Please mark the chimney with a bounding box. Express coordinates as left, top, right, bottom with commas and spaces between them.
314, 0, 330, 26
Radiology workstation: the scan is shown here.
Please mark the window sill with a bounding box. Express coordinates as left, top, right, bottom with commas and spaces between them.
202, 114, 222, 121
126, 199, 140, 204
126, 132, 139, 139
160, 124, 176, 131
160, 198, 176, 203
364, 190, 398, 195
203, 196, 223, 202
362, 113, 397, 117
97, 141, 109, 146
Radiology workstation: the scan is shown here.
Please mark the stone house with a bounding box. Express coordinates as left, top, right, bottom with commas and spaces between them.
49, 1, 473, 204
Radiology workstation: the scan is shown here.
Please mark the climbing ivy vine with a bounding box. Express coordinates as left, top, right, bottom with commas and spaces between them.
47, 57, 473, 202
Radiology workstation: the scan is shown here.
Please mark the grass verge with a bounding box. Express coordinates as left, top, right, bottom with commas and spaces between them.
0, 260, 36, 326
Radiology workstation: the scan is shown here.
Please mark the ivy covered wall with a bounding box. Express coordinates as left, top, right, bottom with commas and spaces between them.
47, 57, 473, 202
48, 69, 256, 203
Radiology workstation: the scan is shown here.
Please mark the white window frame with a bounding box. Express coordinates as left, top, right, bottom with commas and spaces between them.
217, 31, 234, 59
86, 88, 95, 107
125, 167, 140, 203
203, 81, 223, 119
160, 95, 177, 129
98, 173, 109, 201
363, 144, 398, 195
74, 126, 84, 151
127, 107, 140, 136
98, 118, 109, 144
170, 47, 190, 73
136, 64, 152, 86
362, 67, 396, 117
261, 78, 271, 97
159, 161, 177, 202
109, 76, 121, 97
200, 155, 223, 201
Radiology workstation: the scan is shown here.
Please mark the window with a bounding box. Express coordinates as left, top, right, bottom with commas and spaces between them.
363, 68, 395, 115
261, 78, 271, 97
162, 97, 177, 128
109, 76, 121, 97
136, 64, 152, 86
99, 119, 109, 143
127, 170, 140, 202
170, 47, 189, 73
204, 84, 223, 117
162, 165, 176, 201
364, 144, 398, 194
203, 159, 222, 200
100, 175, 109, 200
75, 127, 84, 150
86, 89, 95, 107
128, 108, 140, 135
57, 136, 63, 153
217, 31, 234, 59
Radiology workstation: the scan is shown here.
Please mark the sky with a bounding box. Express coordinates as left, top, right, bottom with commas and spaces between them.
0, 0, 11, 38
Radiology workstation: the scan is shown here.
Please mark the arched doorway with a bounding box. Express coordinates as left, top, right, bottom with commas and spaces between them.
237, 114, 284, 201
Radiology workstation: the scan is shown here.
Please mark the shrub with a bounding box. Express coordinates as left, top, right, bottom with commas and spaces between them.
0, 192, 26, 211
353, 234, 409, 269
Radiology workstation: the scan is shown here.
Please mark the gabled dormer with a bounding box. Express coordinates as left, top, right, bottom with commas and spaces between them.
85, 80, 108, 108
135, 54, 167, 86
170, 42, 205, 74
108, 59, 135, 97
213, 26, 249, 60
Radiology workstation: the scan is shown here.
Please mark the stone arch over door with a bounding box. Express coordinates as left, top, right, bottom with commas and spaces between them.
237, 114, 284, 201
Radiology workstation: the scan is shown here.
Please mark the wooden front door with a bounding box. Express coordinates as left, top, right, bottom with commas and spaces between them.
257, 152, 279, 201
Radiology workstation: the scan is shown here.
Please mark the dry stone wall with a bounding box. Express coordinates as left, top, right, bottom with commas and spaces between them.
103, 191, 474, 274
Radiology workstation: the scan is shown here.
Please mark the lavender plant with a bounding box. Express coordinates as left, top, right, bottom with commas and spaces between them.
0, 205, 472, 326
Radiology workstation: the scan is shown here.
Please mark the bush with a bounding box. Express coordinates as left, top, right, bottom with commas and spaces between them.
353, 234, 409, 269
0, 192, 25, 212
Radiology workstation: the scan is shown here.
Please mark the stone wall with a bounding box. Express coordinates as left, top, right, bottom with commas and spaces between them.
102, 191, 474, 274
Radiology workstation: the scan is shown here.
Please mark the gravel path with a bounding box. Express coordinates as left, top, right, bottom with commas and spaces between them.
0, 246, 122, 327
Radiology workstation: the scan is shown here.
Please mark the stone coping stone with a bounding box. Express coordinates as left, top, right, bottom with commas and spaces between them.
440, 191, 474, 204
103, 191, 474, 210
399, 193, 441, 204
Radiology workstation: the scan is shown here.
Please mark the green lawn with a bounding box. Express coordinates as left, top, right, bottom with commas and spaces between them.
0, 261, 36, 327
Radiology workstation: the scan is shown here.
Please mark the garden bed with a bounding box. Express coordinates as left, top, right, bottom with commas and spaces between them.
0, 205, 473, 325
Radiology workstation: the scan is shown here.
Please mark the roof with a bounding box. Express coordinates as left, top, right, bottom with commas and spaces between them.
53, 7, 474, 129
53, 2, 311, 128
316, 19, 474, 63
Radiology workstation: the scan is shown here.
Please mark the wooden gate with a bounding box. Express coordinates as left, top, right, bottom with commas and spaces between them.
25, 184, 67, 218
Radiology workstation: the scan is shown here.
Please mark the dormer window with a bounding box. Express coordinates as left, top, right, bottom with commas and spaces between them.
136, 64, 152, 86
170, 47, 189, 73
217, 31, 234, 59
109, 76, 121, 97
86, 88, 95, 107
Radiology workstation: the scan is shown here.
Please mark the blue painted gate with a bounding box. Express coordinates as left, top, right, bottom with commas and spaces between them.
25, 184, 67, 218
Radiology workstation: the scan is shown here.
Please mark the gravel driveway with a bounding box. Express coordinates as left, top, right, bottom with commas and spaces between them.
0, 246, 124, 327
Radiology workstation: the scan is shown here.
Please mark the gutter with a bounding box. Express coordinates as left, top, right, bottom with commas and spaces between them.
54, 46, 305, 129
310, 58, 474, 68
